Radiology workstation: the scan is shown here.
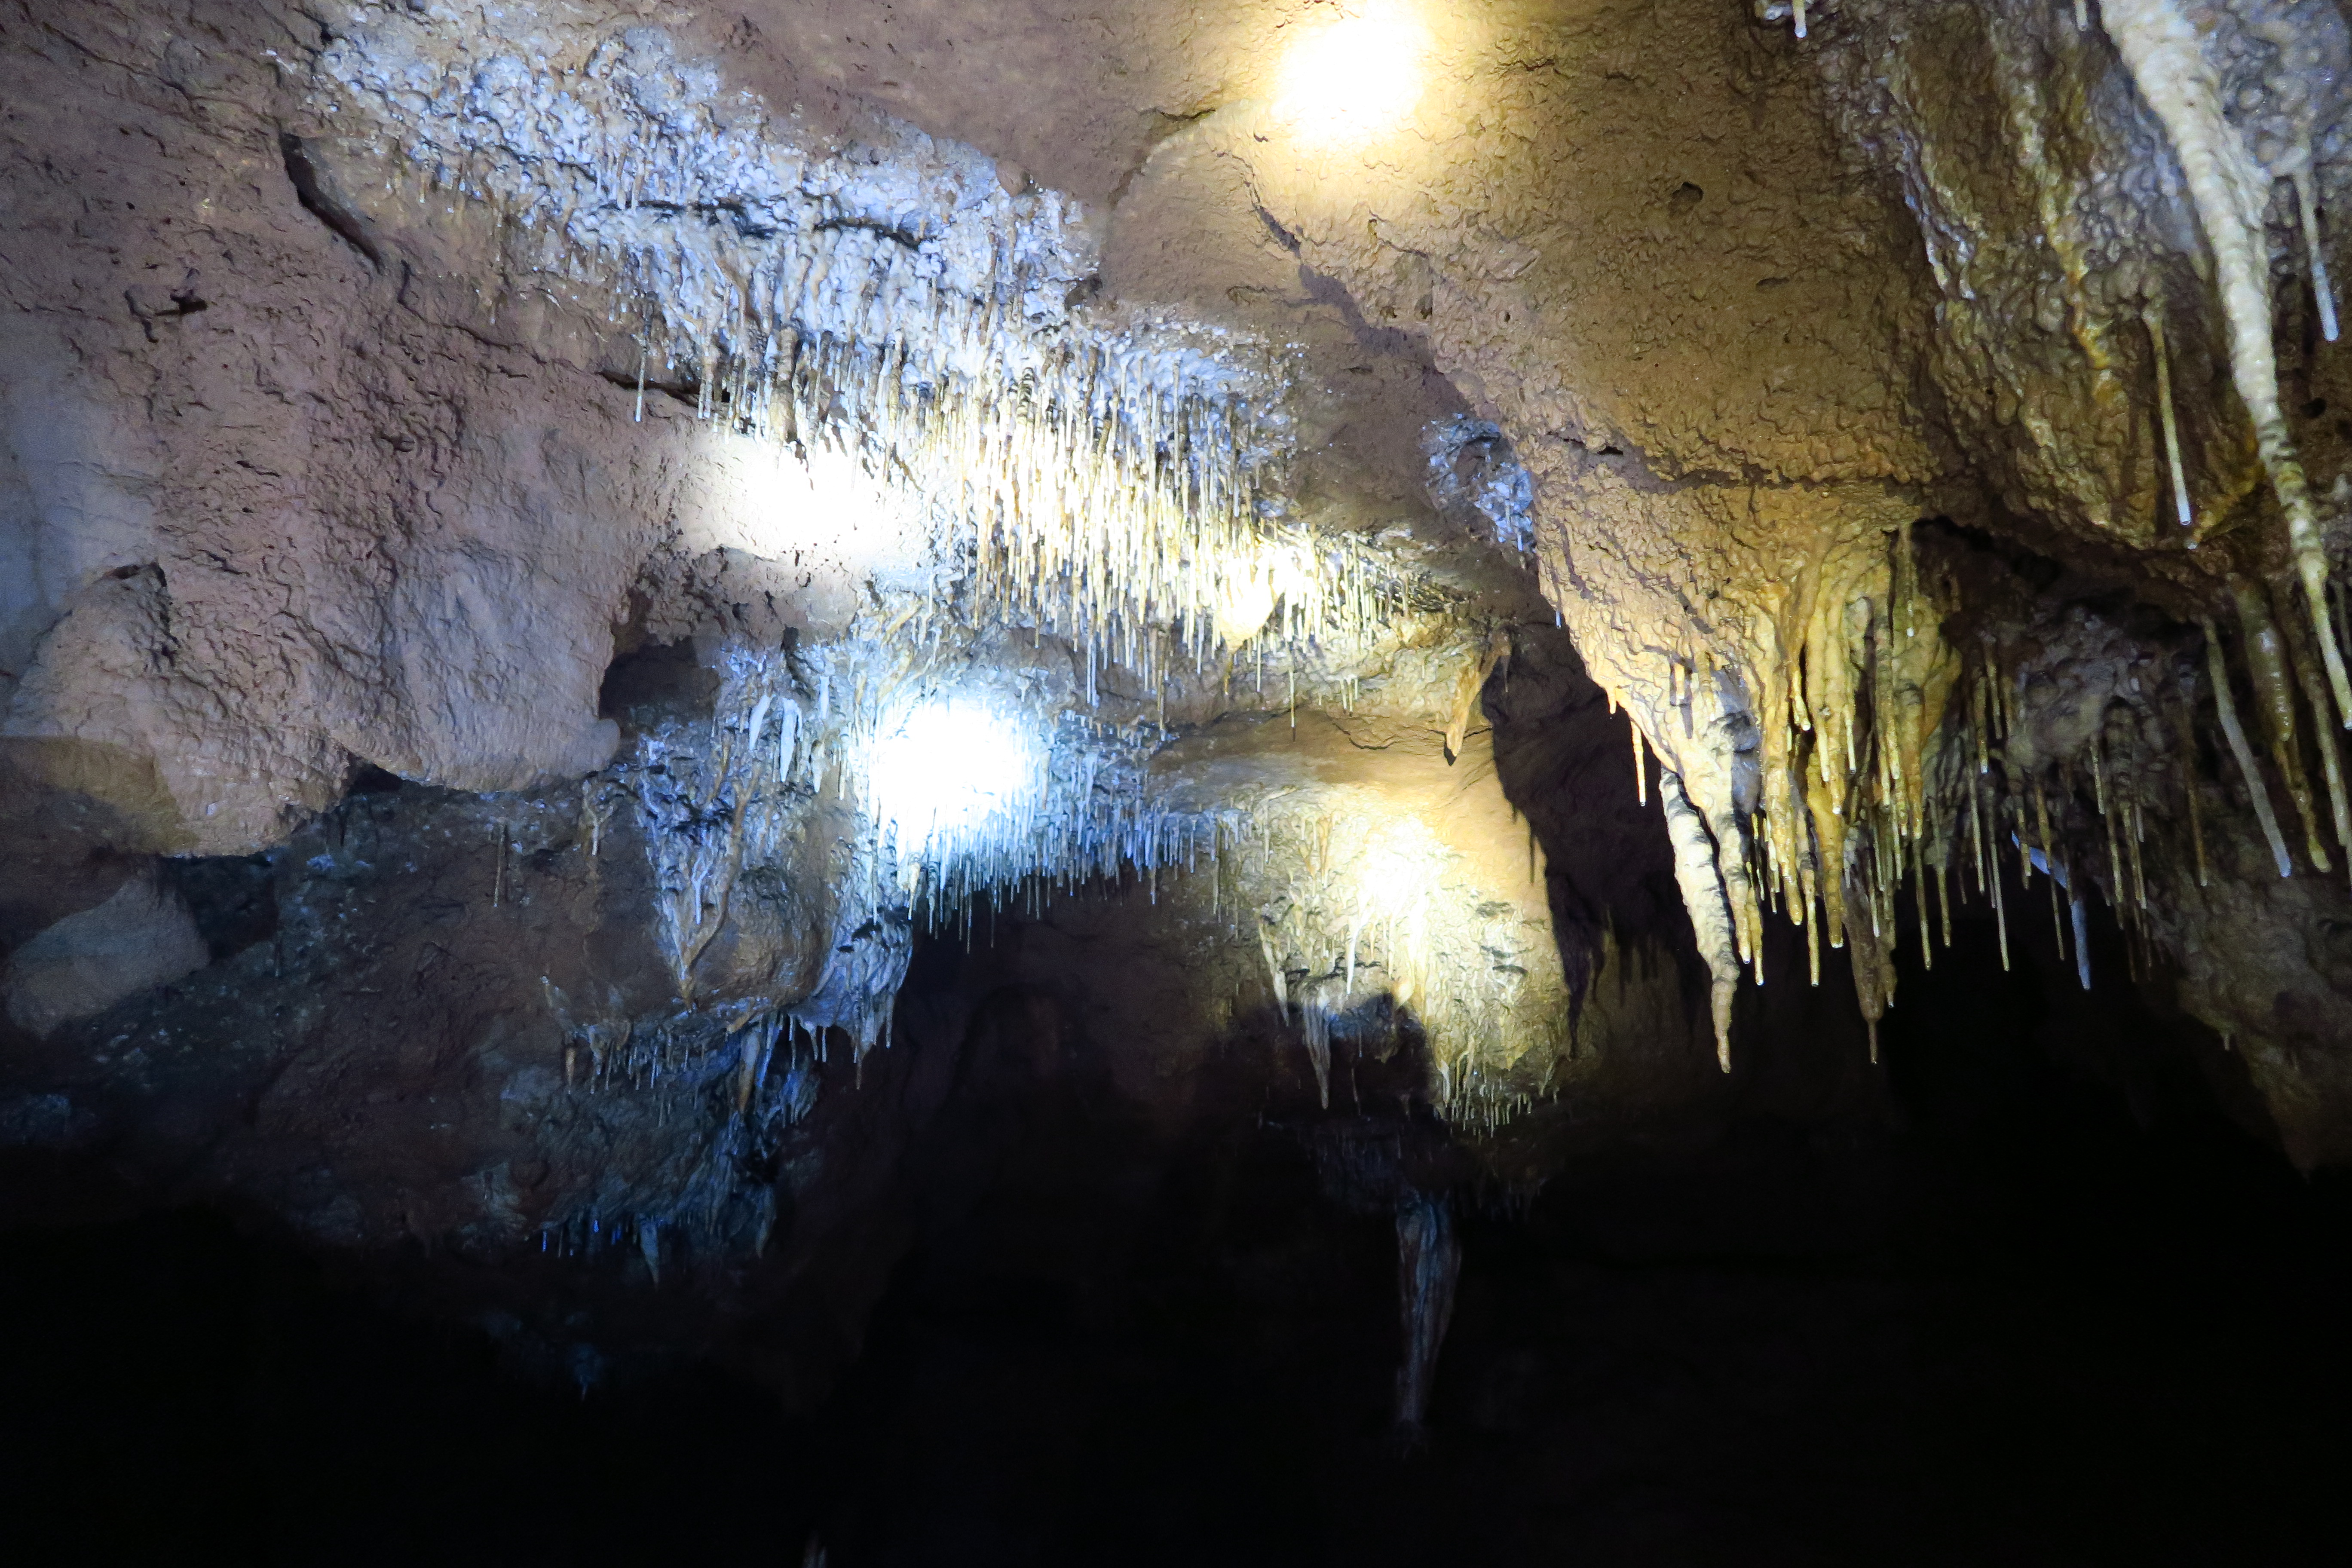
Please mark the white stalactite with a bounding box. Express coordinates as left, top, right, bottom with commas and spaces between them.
2203, 619, 2296, 878
2142, 306, 2193, 528
1660, 768, 1741, 1071
2101, 0, 2352, 726
2294, 162, 2340, 343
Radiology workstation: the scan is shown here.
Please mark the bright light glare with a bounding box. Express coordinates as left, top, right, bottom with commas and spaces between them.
1349, 819, 1444, 920
868, 701, 1038, 852
1213, 572, 1279, 646
1276, 6, 1427, 142
1213, 545, 1318, 646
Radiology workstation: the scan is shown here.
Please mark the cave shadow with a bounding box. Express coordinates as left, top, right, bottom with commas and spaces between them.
0, 1191, 827, 1567
1482, 620, 1880, 1117
789, 851, 2352, 1566
1481, 620, 1697, 1020
5, 767, 2348, 1565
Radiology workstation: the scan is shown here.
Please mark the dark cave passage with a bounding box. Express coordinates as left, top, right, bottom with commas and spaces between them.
7, 895, 2350, 1567
4, 590, 2340, 1568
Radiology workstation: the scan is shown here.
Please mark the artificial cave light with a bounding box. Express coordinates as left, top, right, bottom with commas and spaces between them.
1211, 571, 1280, 648
288, 0, 2352, 1138
314, 9, 1406, 719
1274, 3, 1428, 144
1210, 543, 1318, 647
869, 699, 1043, 858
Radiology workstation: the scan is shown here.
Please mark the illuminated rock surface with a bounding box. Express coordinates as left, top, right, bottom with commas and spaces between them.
3, 1, 2352, 1558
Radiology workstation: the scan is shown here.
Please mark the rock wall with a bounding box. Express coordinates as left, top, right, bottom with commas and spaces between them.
7, 0, 2352, 1400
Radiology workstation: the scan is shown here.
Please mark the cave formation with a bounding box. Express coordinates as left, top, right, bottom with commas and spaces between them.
6, 0, 2352, 1559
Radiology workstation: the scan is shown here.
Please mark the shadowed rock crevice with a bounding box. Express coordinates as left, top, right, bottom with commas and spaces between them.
279, 131, 385, 268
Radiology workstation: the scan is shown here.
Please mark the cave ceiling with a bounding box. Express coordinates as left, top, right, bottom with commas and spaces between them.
5, 0, 2352, 1374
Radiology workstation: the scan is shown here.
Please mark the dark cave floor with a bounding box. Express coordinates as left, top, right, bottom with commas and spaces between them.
5, 910, 2351, 1568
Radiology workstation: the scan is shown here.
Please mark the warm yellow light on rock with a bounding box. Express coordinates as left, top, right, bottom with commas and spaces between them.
1275, 5, 1427, 143
1213, 572, 1280, 647
1212, 544, 1317, 646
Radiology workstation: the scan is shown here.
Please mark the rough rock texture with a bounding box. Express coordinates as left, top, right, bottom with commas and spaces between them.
6, 0, 2352, 1404
2, 867, 205, 1036
1791, 0, 2352, 1159
2, 1, 640, 851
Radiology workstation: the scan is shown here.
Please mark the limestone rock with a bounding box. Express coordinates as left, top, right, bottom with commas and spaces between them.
3, 869, 207, 1037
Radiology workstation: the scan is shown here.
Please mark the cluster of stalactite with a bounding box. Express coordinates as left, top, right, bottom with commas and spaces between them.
588, 629, 1234, 1054
1779, 0, 2352, 713
1729, 524, 1962, 1055
312, 9, 1588, 1131
1632, 519, 2352, 1064
315, 5, 1406, 704
1566, 512, 1968, 1071
1590, 0, 2352, 1064
539, 974, 808, 1105
2093, 0, 2352, 725
1424, 416, 1539, 558
595, 536, 2345, 1128
1902, 585, 2349, 992
1231, 799, 1569, 1134
569, 614, 1576, 1130
766, 329, 1411, 702
533, 982, 817, 1261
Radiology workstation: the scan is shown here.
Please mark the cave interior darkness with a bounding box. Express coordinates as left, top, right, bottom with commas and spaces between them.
9, 0, 2352, 1562
6, 827, 2352, 1564
6, 642, 2350, 1565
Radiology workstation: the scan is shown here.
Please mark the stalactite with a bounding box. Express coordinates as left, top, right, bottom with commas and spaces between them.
2127, 794, 2149, 909
2293, 157, 2340, 344
314, 5, 2297, 1113
2141, 306, 2193, 529
1259, 920, 1290, 1016
1660, 769, 1740, 1072
2232, 580, 2331, 873
1846, 894, 1892, 1064
2273, 582, 2352, 880
1393, 1191, 1460, 1436
2202, 618, 2295, 878
2071, 893, 2092, 991
1986, 779, 2012, 971
1913, 841, 1932, 968
2100, 0, 2352, 728
2095, 729, 2130, 897
1444, 631, 1510, 764
322, 16, 1404, 721
1302, 997, 1333, 1110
